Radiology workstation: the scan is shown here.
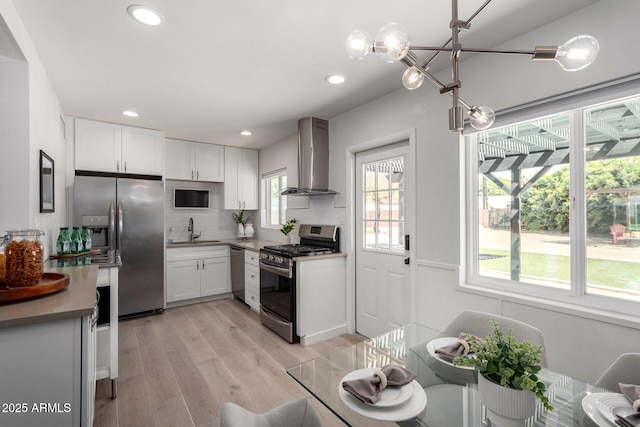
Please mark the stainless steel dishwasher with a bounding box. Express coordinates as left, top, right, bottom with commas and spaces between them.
230, 246, 245, 302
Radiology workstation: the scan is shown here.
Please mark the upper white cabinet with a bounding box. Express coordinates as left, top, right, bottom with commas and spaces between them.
75, 118, 164, 176
224, 147, 258, 210
165, 138, 224, 182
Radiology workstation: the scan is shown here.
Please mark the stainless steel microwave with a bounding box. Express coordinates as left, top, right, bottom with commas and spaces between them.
173, 188, 209, 209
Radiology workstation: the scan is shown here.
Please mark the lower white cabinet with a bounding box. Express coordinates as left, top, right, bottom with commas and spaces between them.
167, 246, 231, 303
244, 250, 260, 312
0, 315, 95, 427
296, 257, 347, 346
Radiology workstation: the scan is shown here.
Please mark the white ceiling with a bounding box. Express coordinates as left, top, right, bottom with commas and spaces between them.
10, 0, 599, 149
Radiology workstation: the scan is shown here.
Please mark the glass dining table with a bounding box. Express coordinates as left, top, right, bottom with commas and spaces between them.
286, 323, 607, 426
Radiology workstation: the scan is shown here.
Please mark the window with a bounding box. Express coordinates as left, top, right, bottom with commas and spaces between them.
362, 156, 405, 253
263, 171, 287, 228
467, 92, 640, 315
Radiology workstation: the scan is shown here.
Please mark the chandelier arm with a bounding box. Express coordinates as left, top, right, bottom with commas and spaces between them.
418, 67, 474, 111
465, 0, 493, 25
412, 46, 538, 56
422, 0, 493, 69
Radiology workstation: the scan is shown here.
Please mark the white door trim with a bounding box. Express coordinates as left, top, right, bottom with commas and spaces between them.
343, 128, 417, 334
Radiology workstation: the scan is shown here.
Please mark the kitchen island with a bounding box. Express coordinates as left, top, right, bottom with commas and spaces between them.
0, 264, 98, 427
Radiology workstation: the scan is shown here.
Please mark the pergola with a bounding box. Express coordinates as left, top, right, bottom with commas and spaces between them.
476, 97, 640, 280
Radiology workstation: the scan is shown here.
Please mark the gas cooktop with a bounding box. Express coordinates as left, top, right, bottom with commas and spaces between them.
262, 244, 334, 257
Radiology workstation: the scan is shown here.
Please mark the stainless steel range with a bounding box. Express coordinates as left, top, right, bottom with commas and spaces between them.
259, 224, 340, 343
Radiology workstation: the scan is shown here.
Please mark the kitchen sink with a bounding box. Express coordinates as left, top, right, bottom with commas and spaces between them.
171, 239, 221, 245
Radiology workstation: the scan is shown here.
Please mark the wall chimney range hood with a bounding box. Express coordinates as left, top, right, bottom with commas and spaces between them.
281, 117, 338, 196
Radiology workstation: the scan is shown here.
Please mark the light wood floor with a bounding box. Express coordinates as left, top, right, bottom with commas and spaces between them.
93, 297, 364, 427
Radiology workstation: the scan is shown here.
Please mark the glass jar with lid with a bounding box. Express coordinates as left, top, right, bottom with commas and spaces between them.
5, 229, 44, 288
0, 235, 7, 284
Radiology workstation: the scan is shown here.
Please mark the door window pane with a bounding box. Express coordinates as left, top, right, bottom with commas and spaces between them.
362, 157, 405, 254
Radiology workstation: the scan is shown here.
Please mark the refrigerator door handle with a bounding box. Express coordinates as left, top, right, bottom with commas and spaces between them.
118, 201, 124, 255
108, 201, 116, 251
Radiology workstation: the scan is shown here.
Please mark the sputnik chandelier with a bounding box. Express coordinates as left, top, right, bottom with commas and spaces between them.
346, 0, 599, 132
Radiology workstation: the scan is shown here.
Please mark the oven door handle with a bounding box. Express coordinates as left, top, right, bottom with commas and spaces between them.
259, 261, 292, 278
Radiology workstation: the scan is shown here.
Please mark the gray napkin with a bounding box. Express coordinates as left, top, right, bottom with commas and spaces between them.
615, 383, 640, 427
434, 333, 477, 362
620, 383, 640, 411
342, 364, 416, 404
615, 413, 640, 427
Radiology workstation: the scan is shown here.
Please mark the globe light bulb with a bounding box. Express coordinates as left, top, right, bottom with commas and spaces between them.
346, 30, 372, 60
374, 23, 410, 63
555, 35, 599, 72
402, 66, 424, 90
469, 106, 496, 130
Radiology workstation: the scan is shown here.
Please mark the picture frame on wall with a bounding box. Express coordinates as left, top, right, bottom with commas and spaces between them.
40, 150, 54, 213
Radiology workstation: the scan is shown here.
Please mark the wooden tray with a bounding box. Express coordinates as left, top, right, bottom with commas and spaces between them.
49, 248, 101, 259
0, 273, 70, 303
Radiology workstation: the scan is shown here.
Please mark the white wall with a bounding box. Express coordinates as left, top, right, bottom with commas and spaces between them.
326, 0, 640, 382
0, 1, 65, 257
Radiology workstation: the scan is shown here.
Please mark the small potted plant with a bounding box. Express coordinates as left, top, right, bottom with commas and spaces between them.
454, 320, 552, 424
232, 210, 251, 238
280, 218, 297, 243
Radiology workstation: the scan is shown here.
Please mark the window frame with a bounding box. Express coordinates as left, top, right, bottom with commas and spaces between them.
262, 169, 287, 230
464, 80, 640, 318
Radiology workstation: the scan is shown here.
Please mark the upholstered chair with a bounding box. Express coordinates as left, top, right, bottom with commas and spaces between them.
220, 398, 322, 427
595, 353, 640, 392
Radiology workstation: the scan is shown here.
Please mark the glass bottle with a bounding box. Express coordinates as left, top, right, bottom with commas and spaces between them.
56, 227, 67, 255
5, 229, 44, 287
81, 226, 92, 252
70, 226, 82, 254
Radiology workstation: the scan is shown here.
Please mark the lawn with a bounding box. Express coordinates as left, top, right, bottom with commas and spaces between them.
479, 249, 640, 289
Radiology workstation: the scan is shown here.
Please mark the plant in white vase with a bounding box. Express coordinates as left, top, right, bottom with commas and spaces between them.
232, 210, 251, 238
454, 320, 552, 425
280, 218, 297, 243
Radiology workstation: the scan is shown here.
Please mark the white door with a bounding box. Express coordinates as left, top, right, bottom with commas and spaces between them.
355, 141, 412, 338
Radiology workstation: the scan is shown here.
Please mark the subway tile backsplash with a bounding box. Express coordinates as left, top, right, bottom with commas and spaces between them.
165, 180, 254, 242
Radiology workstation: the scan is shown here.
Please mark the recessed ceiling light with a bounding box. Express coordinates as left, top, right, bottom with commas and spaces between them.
127, 5, 163, 26
325, 74, 346, 85
122, 110, 139, 117
240, 131, 252, 136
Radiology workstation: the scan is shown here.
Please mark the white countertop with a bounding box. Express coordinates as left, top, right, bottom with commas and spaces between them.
166, 238, 278, 252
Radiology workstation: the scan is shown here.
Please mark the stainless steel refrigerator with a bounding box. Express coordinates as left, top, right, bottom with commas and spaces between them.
74, 175, 164, 318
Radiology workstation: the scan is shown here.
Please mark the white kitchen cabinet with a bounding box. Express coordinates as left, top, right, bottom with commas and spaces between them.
75, 118, 164, 175
0, 315, 95, 427
167, 246, 231, 303
296, 257, 347, 346
244, 250, 260, 312
224, 147, 258, 210
165, 138, 224, 182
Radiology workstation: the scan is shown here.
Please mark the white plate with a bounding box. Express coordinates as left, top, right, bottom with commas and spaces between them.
339, 369, 427, 422
596, 392, 635, 425
426, 337, 475, 369
582, 392, 621, 427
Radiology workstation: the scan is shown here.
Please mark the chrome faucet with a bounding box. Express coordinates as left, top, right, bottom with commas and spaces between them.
188, 217, 201, 241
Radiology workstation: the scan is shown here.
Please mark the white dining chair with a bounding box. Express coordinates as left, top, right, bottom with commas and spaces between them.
443, 310, 548, 367
595, 353, 640, 392
220, 398, 322, 427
